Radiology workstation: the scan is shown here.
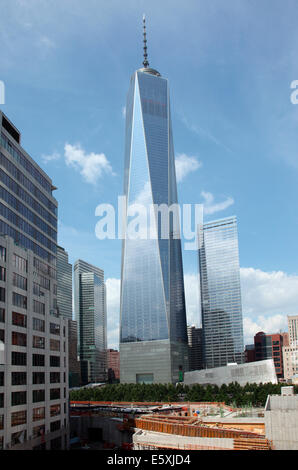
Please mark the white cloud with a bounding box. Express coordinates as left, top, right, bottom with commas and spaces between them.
41, 151, 60, 163
201, 190, 234, 215
240, 267, 298, 343
64, 143, 114, 184
175, 154, 202, 183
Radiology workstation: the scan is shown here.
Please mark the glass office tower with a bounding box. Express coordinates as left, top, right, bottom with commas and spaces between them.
120, 23, 189, 384
74, 260, 107, 384
198, 216, 244, 369
57, 246, 72, 319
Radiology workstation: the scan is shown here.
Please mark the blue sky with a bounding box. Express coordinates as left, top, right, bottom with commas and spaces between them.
1, 0, 298, 349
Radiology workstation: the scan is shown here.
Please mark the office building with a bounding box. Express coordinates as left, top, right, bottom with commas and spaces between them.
74, 259, 107, 384
0, 112, 69, 449
107, 349, 120, 383
187, 326, 203, 371
283, 315, 298, 382
57, 246, 72, 319
254, 331, 288, 380
245, 344, 256, 363
198, 216, 244, 369
120, 18, 189, 384
56, 246, 81, 387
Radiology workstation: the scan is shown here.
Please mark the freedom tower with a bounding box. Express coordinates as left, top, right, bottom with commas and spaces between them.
120, 17, 189, 384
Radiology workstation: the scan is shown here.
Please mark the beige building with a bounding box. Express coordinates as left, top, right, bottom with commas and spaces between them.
283, 315, 298, 382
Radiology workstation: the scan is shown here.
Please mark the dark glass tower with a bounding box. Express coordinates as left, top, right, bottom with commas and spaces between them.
120, 18, 189, 384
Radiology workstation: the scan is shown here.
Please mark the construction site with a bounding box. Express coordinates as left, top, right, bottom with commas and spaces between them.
69, 400, 273, 450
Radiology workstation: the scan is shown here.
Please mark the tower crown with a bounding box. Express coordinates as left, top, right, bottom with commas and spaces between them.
138, 15, 161, 77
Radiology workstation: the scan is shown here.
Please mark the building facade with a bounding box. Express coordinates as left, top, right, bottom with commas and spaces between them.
74, 259, 107, 385
283, 315, 298, 382
57, 246, 72, 320
107, 349, 120, 383
120, 21, 189, 384
198, 216, 244, 369
187, 326, 203, 371
254, 331, 287, 380
0, 112, 69, 450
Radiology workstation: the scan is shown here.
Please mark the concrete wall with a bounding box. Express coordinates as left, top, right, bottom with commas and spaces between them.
265, 395, 298, 449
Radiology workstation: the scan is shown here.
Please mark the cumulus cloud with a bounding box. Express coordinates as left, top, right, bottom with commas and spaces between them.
240, 267, 298, 343
41, 151, 60, 163
64, 143, 114, 184
201, 190, 234, 215
175, 154, 202, 183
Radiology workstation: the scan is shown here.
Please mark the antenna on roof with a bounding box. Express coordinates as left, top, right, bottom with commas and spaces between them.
142, 14, 149, 68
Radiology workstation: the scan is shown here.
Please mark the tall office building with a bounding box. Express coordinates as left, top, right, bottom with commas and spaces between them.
74, 259, 107, 384
57, 246, 72, 319
254, 331, 288, 380
198, 216, 244, 369
56, 246, 81, 387
120, 18, 189, 384
0, 112, 69, 450
187, 326, 203, 371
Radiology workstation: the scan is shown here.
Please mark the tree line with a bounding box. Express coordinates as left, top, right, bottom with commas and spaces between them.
69, 382, 297, 407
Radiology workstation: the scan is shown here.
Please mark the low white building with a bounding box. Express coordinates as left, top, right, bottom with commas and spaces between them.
184, 359, 277, 387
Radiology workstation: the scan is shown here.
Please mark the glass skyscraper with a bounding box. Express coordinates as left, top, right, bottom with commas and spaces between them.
74, 259, 107, 384
57, 246, 72, 319
198, 216, 244, 369
119, 19, 188, 384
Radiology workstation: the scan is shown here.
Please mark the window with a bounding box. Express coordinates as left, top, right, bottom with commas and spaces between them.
33, 389, 45, 403
11, 372, 26, 386
12, 272, 27, 291
33, 317, 45, 332
0, 266, 6, 282
50, 404, 61, 417
50, 420, 60, 432
33, 424, 45, 439
0, 329, 4, 343
0, 415, 3, 430
12, 331, 27, 347
12, 311, 27, 328
11, 391, 26, 406
33, 372, 45, 385
33, 407, 45, 422
11, 410, 26, 427
11, 430, 27, 446
0, 308, 4, 323
50, 388, 60, 400
13, 254, 27, 272
12, 292, 27, 309
0, 372, 4, 386
12, 351, 26, 366
32, 354, 45, 367
0, 394, 3, 408
50, 323, 60, 335
0, 246, 6, 262
33, 335, 45, 349
50, 356, 60, 367
50, 339, 60, 352
33, 300, 45, 315
50, 372, 60, 384
0, 287, 5, 302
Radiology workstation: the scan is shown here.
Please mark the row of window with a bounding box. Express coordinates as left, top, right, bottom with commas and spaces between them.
7, 371, 65, 385
0, 388, 64, 408
0, 219, 55, 264
11, 352, 63, 367
0, 167, 57, 228
0, 185, 57, 241
0, 311, 61, 336
0, 133, 53, 195
0, 201, 56, 254
5, 332, 61, 350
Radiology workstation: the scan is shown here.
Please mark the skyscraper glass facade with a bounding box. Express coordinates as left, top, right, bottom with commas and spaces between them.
120, 66, 188, 383
198, 216, 244, 368
74, 260, 107, 384
57, 246, 72, 319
